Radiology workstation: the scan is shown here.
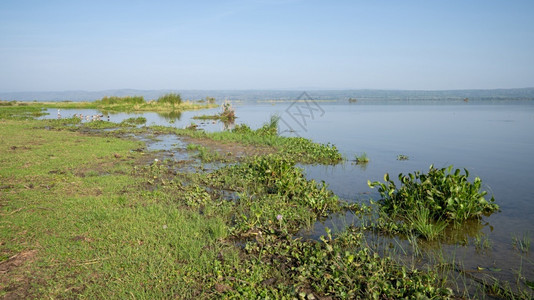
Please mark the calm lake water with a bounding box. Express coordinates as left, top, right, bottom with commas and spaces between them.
43, 101, 534, 286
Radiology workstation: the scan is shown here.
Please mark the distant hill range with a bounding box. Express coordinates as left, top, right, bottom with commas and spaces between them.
1, 88, 534, 102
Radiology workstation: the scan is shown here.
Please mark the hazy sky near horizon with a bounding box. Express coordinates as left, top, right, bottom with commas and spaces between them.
1, 0, 533, 92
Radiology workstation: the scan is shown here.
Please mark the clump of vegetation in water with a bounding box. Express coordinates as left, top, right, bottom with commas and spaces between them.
156, 93, 182, 108
355, 152, 369, 164
219, 100, 236, 122
397, 154, 409, 160
368, 165, 499, 239
512, 231, 531, 253
192, 100, 238, 122
120, 117, 147, 126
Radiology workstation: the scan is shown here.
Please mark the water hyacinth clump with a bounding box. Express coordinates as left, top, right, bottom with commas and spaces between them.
368, 165, 500, 239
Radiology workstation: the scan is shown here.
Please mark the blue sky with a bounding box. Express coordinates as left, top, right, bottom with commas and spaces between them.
1, 0, 533, 91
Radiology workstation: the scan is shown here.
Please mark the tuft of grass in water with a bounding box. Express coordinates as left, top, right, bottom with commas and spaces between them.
473, 234, 492, 252
513, 231, 531, 253
355, 152, 369, 164
408, 206, 448, 240
120, 116, 147, 126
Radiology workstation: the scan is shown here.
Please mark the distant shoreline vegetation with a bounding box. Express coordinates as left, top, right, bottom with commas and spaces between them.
1, 88, 534, 102
0, 93, 218, 112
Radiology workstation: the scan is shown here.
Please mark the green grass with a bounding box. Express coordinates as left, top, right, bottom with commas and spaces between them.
0, 118, 232, 298
120, 116, 147, 126
512, 231, 531, 253
355, 152, 369, 164
192, 114, 221, 120
150, 118, 343, 164
407, 206, 448, 240
186, 143, 227, 162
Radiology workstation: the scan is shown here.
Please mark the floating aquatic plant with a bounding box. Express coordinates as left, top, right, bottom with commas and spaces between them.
368, 165, 499, 239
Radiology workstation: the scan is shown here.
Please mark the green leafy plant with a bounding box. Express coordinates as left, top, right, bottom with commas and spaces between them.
368, 165, 499, 239
232, 155, 340, 217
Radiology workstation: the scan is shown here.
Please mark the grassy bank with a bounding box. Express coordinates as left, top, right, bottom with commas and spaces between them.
1, 107, 531, 299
